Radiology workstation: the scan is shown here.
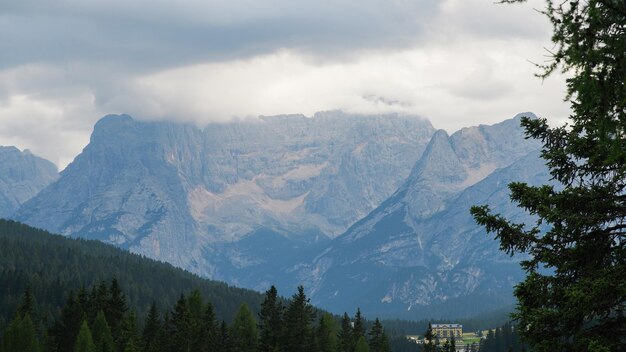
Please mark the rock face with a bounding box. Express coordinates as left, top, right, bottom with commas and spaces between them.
15, 112, 435, 277
271, 114, 549, 318
0, 146, 58, 218
13, 111, 549, 318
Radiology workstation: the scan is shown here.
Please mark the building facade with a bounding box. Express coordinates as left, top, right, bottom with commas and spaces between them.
432, 323, 462, 338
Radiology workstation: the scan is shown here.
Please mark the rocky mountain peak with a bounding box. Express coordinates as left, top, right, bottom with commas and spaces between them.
0, 146, 58, 218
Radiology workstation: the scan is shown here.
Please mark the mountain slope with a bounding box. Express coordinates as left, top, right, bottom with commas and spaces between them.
0, 219, 266, 326
272, 114, 548, 318
0, 146, 58, 218
15, 112, 434, 279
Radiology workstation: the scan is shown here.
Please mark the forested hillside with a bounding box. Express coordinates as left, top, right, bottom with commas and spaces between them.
0, 219, 265, 329
0, 219, 402, 351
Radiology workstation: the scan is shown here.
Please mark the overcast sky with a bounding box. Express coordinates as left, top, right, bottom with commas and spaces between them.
0, 0, 570, 169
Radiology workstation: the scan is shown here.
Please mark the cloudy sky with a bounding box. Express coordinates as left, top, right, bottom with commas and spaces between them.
0, 0, 570, 169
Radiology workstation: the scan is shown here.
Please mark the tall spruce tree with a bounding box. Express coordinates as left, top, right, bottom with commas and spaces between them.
141, 303, 161, 352
316, 313, 339, 352
352, 308, 365, 346
472, 1, 626, 351
199, 303, 219, 352
354, 336, 370, 352
171, 294, 192, 352
92, 310, 114, 352
75, 320, 96, 352
218, 320, 232, 352
338, 313, 353, 352
2, 314, 40, 352
186, 290, 204, 351
106, 278, 128, 344
367, 318, 389, 352
230, 304, 258, 352
118, 312, 139, 352
257, 286, 283, 352
282, 286, 315, 352
17, 287, 36, 319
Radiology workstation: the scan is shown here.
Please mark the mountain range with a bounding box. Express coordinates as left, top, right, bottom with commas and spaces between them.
2, 111, 548, 318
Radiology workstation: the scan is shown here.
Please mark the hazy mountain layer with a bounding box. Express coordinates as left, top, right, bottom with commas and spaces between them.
254, 114, 548, 318
0, 146, 58, 218
15, 111, 434, 277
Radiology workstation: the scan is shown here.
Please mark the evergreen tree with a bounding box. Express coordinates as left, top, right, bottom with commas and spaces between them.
471, 1, 626, 351
230, 304, 258, 352
338, 313, 353, 352
154, 312, 172, 352
186, 290, 204, 351
198, 302, 219, 352
106, 278, 128, 344
74, 320, 96, 352
481, 329, 495, 352
422, 323, 435, 352
51, 291, 85, 351
2, 314, 40, 352
170, 295, 192, 352
218, 320, 232, 352
352, 308, 365, 346
355, 336, 369, 352
367, 318, 389, 352
92, 311, 114, 352
123, 339, 138, 352
316, 313, 338, 352
257, 286, 283, 352
17, 287, 36, 319
118, 312, 139, 352
141, 303, 161, 352
282, 286, 315, 352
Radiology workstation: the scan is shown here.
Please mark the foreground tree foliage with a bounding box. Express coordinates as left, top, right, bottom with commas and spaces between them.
0, 282, 391, 352
472, 1, 626, 351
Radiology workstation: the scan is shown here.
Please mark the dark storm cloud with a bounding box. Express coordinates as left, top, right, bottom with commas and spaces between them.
0, 0, 443, 72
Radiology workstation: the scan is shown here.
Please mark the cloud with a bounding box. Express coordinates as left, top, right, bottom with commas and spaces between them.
0, 0, 570, 170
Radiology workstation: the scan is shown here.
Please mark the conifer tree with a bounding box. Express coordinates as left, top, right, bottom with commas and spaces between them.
352, 308, 365, 346
199, 302, 219, 352
218, 320, 232, 352
230, 304, 258, 352
92, 310, 114, 352
171, 295, 192, 352
471, 1, 626, 350
282, 286, 315, 352
2, 314, 40, 352
123, 339, 138, 352
186, 290, 204, 350
20, 315, 40, 352
141, 303, 161, 352
257, 286, 283, 352
106, 278, 128, 343
52, 291, 85, 351
74, 320, 96, 352
316, 313, 339, 352
338, 313, 353, 352
367, 318, 389, 352
118, 312, 139, 352
17, 287, 36, 319
354, 336, 370, 352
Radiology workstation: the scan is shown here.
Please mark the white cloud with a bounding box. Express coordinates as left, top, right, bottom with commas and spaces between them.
0, 0, 571, 169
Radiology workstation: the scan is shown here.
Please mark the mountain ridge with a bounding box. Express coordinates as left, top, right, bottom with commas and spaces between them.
9, 111, 546, 318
